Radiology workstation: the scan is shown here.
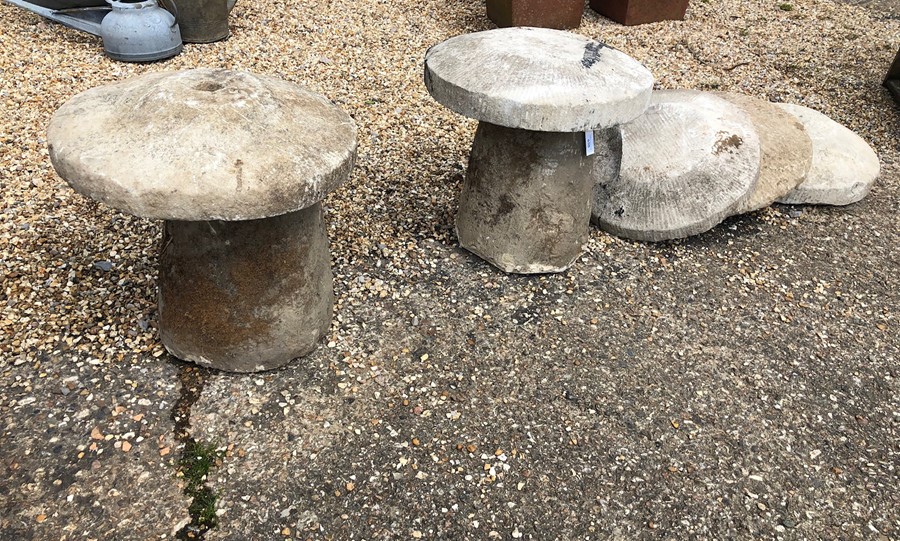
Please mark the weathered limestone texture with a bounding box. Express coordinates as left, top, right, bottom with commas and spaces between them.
592, 90, 760, 242
48, 68, 357, 371
456, 123, 594, 274
714, 92, 813, 215
159, 206, 333, 372
424, 28, 653, 132
774, 103, 880, 206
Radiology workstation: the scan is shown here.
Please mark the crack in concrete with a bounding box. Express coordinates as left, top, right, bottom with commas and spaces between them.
170, 363, 218, 540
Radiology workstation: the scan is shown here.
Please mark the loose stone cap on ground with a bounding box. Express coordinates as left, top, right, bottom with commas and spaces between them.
714, 92, 813, 215
592, 89, 760, 242
424, 27, 654, 132
774, 103, 880, 206
47, 69, 357, 221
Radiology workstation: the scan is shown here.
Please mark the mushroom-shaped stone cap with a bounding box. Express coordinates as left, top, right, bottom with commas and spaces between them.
424, 27, 654, 132
48, 69, 357, 221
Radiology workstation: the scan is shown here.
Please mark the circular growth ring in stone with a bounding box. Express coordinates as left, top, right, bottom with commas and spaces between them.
425, 27, 654, 132
592, 90, 761, 242
48, 69, 357, 222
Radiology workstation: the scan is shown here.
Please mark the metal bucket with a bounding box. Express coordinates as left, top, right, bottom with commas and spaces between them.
176, 0, 229, 43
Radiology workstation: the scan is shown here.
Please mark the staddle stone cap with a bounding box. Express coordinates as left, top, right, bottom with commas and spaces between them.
424, 27, 654, 132
48, 69, 358, 221
593, 90, 760, 242
774, 103, 879, 206
713, 92, 813, 215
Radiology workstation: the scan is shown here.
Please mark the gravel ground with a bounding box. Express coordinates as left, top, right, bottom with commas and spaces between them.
1, 0, 898, 539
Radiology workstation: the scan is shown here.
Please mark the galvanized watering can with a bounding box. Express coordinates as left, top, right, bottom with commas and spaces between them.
2, 0, 183, 62
100, 0, 182, 62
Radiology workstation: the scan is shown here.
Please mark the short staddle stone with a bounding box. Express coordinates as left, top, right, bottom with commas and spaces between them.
48, 69, 357, 221
592, 90, 761, 241
424, 27, 653, 132
774, 103, 880, 206
158, 205, 333, 373
714, 92, 813, 215
456, 122, 594, 273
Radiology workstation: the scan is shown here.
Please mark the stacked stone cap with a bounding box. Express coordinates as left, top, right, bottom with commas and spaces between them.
592, 90, 761, 241
774, 103, 880, 206
424, 27, 654, 132
714, 92, 813, 215
48, 69, 357, 221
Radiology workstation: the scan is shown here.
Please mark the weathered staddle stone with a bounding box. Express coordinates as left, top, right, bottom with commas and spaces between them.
714, 92, 813, 215
48, 69, 357, 372
425, 27, 653, 273
592, 89, 761, 242
774, 103, 880, 206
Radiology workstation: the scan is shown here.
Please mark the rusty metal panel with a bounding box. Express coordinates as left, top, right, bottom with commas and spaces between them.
486, 0, 584, 30
589, 0, 689, 26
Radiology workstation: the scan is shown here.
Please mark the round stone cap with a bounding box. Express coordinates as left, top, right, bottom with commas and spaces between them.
48, 69, 357, 221
714, 92, 813, 215
424, 27, 654, 132
592, 90, 760, 242
774, 103, 879, 206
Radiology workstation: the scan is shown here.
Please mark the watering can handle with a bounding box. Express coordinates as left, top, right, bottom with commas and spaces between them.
159, 0, 178, 27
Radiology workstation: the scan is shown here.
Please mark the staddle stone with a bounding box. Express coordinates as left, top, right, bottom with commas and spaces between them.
774, 103, 880, 206
424, 27, 653, 132
47, 69, 358, 372
714, 92, 813, 215
592, 90, 760, 241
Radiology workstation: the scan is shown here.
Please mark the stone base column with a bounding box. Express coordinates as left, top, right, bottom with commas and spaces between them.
158, 204, 333, 372
456, 121, 594, 274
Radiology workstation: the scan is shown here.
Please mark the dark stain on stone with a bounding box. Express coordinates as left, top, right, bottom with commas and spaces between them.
615, 207, 625, 217
497, 194, 516, 218
582, 42, 608, 69
713, 133, 743, 155
234, 159, 244, 191
194, 82, 224, 92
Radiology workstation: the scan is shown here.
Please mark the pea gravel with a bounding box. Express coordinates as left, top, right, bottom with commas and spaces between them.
1, 0, 898, 539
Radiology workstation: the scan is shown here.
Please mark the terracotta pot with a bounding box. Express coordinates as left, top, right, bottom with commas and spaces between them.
589, 0, 689, 26
486, 0, 584, 30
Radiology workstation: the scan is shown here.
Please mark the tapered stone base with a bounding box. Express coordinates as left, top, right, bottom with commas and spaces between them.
158, 204, 333, 372
456, 122, 594, 274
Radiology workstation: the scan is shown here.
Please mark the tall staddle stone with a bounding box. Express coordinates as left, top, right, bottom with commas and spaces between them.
47, 69, 357, 372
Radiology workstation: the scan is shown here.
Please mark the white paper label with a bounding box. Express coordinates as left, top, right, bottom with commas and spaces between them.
585, 131, 595, 156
